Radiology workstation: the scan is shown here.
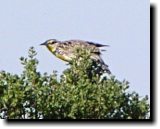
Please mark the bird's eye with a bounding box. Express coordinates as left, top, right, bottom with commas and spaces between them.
47, 39, 57, 44
48, 41, 54, 44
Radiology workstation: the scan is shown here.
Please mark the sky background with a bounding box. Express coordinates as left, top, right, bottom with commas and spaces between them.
0, 0, 149, 97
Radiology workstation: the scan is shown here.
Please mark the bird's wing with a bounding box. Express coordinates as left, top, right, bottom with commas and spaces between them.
60, 40, 111, 74
65, 40, 108, 47
86, 41, 109, 54
63, 40, 103, 54
86, 41, 109, 47
57, 42, 76, 60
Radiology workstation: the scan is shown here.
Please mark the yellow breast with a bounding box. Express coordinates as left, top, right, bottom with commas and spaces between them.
46, 45, 72, 62
57, 53, 74, 62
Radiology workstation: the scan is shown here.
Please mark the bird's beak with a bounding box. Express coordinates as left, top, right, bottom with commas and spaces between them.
40, 42, 47, 46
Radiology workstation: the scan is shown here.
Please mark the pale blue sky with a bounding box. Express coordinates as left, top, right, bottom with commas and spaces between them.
0, 0, 149, 97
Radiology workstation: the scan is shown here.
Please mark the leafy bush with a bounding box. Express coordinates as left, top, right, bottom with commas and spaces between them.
0, 47, 150, 119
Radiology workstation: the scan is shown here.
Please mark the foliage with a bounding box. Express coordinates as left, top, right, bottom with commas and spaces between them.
0, 47, 150, 119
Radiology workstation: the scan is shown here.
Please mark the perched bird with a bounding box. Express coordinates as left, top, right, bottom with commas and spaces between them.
40, 39, 111, 74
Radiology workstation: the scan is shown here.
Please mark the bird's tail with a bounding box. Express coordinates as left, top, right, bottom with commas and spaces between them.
91, 54, 111, 74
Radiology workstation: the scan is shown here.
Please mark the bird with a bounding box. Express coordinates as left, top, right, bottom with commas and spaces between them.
40, 39, 111, 74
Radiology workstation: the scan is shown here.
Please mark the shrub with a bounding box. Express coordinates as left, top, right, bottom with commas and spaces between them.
0, 47, 150, 119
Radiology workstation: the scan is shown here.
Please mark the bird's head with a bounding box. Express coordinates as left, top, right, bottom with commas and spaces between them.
40, 39, 59, 53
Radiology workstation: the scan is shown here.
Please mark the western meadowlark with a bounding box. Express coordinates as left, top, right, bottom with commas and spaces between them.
40, 39, 111, 74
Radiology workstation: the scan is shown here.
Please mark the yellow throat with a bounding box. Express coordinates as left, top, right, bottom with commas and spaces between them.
46, 44, 68, 61
47, 44, 56, 54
